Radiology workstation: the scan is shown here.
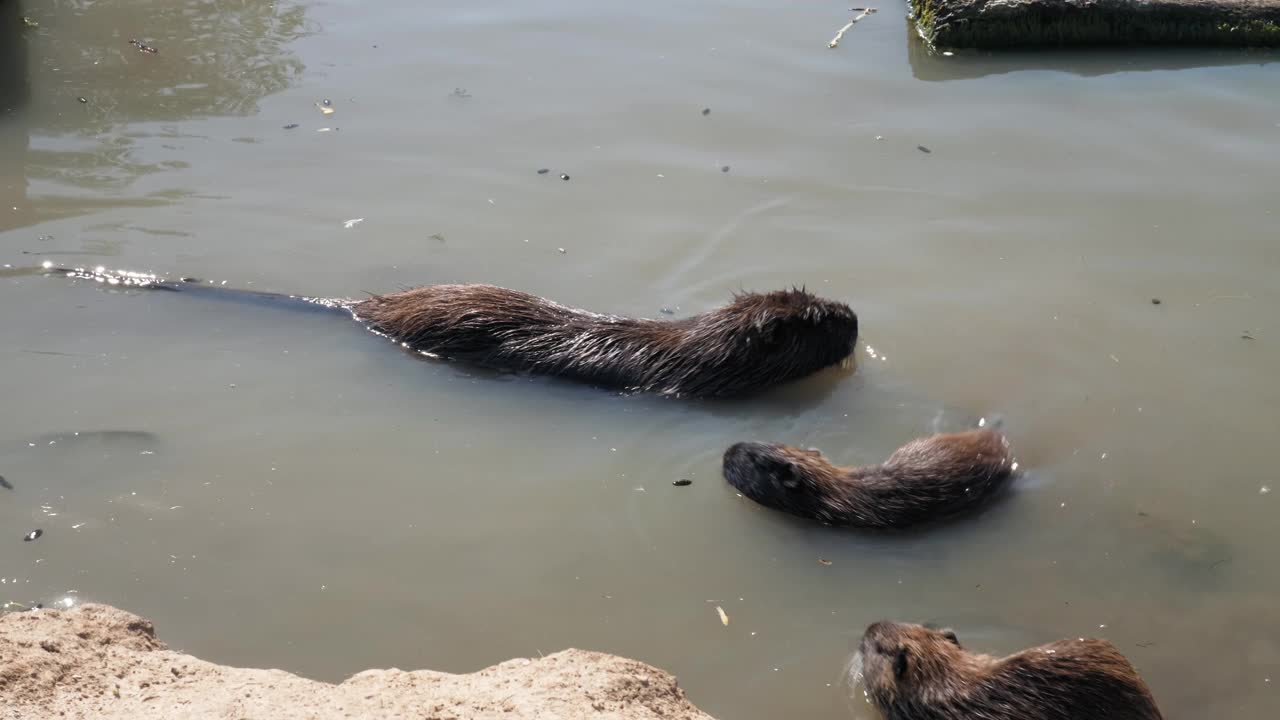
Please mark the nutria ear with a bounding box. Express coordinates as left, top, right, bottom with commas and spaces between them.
893, 648, 909, 680
755, 317, 777, 346
941, 629, 960, 646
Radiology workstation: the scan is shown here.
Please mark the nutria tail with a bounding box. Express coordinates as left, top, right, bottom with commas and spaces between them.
40, 263, 353, 315
722, 429, 1015, 528
856, 621, 1165, 720
352, 284, 858, 398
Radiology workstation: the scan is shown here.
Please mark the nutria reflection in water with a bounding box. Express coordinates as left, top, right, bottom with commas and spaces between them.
852, 621, 1165, 720
722, 429, 1015, 528
36, 264, 858, 398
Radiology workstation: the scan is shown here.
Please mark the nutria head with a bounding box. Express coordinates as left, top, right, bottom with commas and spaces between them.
858, 621, 971, 707
856, 621, 1165, 720
723, 442, 841, 520
723, 430, 1015, 528
678, 288, 857, 395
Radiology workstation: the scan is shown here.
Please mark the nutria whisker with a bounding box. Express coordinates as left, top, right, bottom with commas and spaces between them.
722, 429, 1015, 528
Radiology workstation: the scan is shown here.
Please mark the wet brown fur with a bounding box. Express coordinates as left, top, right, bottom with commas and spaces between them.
857, 621, 1164, 720
722, 430, 1013, 528
351, 284, 857, 398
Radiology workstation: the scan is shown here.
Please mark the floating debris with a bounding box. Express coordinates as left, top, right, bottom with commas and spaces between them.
77, 97, 87, 104
716, 606, 730, 626
451, 88, 471, 99
282, 123, 299, 130
21, 16, 38, 29
128, 39, 159, 54
342, 218, 364, 229
557, 248, 567, 254
829, 7, 877, 48
560, 173, 570, 181
1242, 332, 1255, 340
917, 145, 932, 154
818, 558, 833, 566
702, 108, 711, 116
23, 529, 42, 542
429, 233, 446, 242
0, 475, 11, 490
721, 165, 730, 173
1262, 486, 1271, 495
660, 307, 676, 315
673, 479, 692, 487
1151, 298, 1162, 305
537, 168, 550, 174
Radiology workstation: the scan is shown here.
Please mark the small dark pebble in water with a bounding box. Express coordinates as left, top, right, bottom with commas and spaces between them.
673, 479, 692, 487
660, 308, 675, 315
917, 145, 932, 154
560, 174, 570, 181
721, 165, 730, 173
1151, 298, 1162, 305
537, 168, 549, 174
0, 475, 11, 490
702, 108, 711, 116
23, 529, 42, 542
283, 123, 299, 130
322, 99, 332, 106
77, 97, 87, 104
1242, 332, 1254, 340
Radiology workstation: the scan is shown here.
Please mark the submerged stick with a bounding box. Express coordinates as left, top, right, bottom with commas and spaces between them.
829, 7, 878, 48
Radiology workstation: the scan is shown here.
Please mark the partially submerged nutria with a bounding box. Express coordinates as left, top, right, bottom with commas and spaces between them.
855, 621, 1164, 720
722, 429, 1013, 528
38, 264, 858, 398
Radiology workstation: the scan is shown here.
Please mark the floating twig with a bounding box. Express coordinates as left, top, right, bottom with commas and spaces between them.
829, 8, 878, 48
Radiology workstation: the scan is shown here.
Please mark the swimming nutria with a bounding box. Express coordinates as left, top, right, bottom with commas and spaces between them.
721, 429, 1013, 528
855, 621, 1164, 720
37, 264, 858, 398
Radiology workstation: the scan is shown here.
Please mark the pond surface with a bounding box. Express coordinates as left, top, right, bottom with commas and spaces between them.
1, 2, 1278, 718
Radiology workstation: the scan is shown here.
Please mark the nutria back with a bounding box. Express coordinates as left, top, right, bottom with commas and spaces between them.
352, 284, 858, 398
856, 621, 1164, 720
722, 429, 1014, 528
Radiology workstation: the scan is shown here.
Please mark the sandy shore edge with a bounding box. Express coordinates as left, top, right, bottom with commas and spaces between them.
0, 604, 717, 720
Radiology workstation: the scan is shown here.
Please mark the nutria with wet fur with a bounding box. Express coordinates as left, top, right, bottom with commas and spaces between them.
722, 429, 1013, 528
855, 621, 1164, 720
35, 265, 858, 398
352, 284, 858, 397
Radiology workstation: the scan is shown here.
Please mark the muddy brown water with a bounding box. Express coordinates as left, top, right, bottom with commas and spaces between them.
2, 1, 1278, 718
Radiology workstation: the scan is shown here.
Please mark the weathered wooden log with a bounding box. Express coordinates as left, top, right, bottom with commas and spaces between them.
910, 0, 1280, 48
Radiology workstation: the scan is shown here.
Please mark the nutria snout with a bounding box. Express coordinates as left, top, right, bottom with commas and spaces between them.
856, 621, 1164, 720
723, 429, 1014, 528
353, 285, 858, 398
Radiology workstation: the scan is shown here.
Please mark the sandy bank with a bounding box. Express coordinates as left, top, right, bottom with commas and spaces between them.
0, 604, 716, 720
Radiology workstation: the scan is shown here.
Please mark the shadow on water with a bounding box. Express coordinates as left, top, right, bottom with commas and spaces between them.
905, 20, 1280, 81
0, 0, 312, 233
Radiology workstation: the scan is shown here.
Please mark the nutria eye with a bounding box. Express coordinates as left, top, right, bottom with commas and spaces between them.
774, 462, 801, 490
893, 648, 909, 680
